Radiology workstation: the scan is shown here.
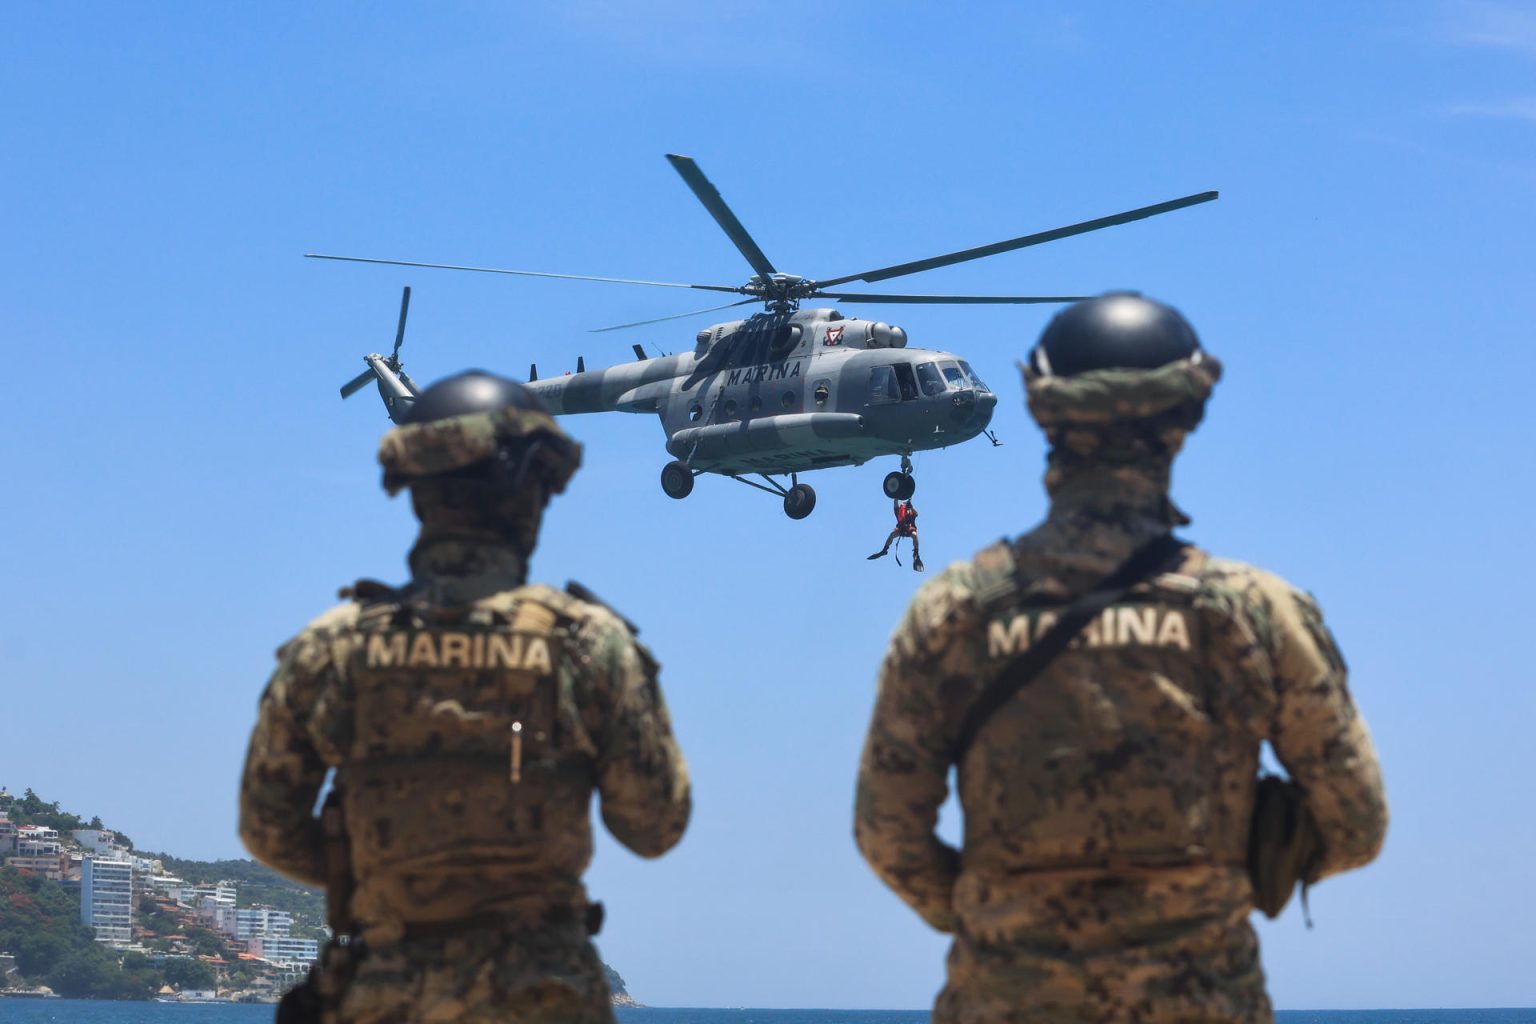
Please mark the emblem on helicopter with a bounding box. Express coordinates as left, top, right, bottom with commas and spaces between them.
311, 155, 1216, 520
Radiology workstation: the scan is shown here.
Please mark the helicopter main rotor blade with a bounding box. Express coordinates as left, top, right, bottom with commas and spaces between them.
814, 191, 1219, 288
589, 298, 760, 334
392, 285, 411, 361
815, 291, 1093, 305
305, 253, 743, 294
665, 154, 778, 280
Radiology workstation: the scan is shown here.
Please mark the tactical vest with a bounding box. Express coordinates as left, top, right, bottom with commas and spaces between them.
960, 542, 1276, 875
316, 584, 600, 930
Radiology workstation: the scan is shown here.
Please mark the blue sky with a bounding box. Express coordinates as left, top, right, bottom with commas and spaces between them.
2, 0, 1533, 1011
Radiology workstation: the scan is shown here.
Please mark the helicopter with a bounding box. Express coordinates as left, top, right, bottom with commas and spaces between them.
316, 155, 1216, 519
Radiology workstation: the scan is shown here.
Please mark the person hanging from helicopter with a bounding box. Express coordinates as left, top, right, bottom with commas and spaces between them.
868, 498, 924, 572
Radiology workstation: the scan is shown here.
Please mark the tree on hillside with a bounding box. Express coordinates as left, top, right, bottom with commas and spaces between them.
1, 864, 154, 999
11, 788, 87, 835
47, 948, 157, 1000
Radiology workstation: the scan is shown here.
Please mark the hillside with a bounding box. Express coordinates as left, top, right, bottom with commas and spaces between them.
0, 865, 167, 999
0, 787, 639, 1004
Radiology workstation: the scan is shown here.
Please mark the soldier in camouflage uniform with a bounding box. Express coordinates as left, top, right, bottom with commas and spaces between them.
855, 294, 1387, 1024
240, 372, 690, 1024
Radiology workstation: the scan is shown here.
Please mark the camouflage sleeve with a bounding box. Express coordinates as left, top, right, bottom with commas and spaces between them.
238, 612, 347, 887
854, 572, 966, 933
1253, 572, 1388, 880
578, 610, 691, 858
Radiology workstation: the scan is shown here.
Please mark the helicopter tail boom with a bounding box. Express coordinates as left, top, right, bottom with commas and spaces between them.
337, 286, 419, 422
340, 353, 418, 423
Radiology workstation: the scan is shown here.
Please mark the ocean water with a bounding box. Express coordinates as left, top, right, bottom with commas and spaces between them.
0, 1004, 1531, 1024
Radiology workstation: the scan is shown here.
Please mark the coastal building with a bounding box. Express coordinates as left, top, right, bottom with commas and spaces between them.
182, 882, 236, 909
71, 828, 124, 855
4, 851, 70, 881
0, 811, 15, 853
6, 834, 69, 881
80, 857, 135, 944
200, 902, 239, 936
145, 873, 190, 899
235, 907, 292, 939
246, 936, 319, 965
16, 836, 61, 858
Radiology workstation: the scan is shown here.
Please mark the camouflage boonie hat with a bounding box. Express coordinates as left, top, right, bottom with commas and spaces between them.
1022, 353, 1223, 459
378, 407, 583, 496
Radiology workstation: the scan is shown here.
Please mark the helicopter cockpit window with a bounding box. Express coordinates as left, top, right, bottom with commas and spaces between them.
689, 404, 703, 422
915, 362, 946, 397
893, 363, 918, 401
940, 360, 967, 390
959, 360, 990, 392
868, 366, 900, 405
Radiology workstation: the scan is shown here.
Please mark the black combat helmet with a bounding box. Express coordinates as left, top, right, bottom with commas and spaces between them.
379, 370, 582, 499
1029, 292, 1200, 377
401, 370, 551, 424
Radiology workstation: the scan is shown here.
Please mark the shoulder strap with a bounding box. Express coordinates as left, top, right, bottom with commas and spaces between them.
950, 533, 1188, 761
564, 580, 640, 635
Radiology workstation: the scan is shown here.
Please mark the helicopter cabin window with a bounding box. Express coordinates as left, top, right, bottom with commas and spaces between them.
750, 396, 762, 414
724, 399, 738, 418
814, 379, 832, 407
959, 360, 988, 391
868, 366, 900, 405
940, 360, 967, 389
689, 404, 703, 422
781, 390, 796, 409
893, 363, 918, 401
915, 362, 946, 397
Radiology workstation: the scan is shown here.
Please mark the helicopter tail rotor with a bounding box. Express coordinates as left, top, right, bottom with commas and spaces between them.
339, 286, 419, 422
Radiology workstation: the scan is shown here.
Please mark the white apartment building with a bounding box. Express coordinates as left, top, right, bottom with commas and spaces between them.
80, 857, 135, 944
247, 936, 319, 965
16, 837, 61, 858
181, 882, 237, 909
145, 873, 188, 895
199, 902, 239, 936
71, 829, 124, 855
235, 907, 292, 940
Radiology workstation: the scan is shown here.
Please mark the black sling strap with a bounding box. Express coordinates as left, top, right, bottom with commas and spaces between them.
951, 533, 1189, 762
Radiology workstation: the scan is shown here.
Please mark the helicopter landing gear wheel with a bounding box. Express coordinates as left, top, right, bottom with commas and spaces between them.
882, 471, 916, 501
783, 483, 816, 520
661, 461, 694, 499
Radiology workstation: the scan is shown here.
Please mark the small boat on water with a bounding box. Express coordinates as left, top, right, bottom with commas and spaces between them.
154, 988, 233, 1004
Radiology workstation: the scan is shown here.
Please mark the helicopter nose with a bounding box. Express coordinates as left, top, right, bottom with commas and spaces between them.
948, 388, 987, 425
976, 389, 997, 426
